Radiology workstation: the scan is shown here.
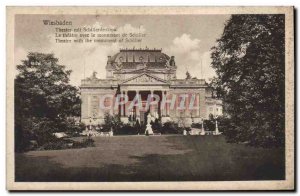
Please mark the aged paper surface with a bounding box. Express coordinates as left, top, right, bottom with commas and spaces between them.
6, 6, 294, 190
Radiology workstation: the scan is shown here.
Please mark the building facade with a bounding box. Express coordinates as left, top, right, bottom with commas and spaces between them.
80, 48, 222, 126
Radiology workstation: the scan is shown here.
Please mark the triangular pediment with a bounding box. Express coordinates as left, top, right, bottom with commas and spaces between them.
121, 73, 168, 85
120, 68, 166, 74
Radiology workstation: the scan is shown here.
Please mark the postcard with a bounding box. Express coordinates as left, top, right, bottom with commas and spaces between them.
6, 6, 294, 191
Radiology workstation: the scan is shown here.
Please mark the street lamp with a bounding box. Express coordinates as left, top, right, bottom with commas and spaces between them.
215, 115, 219, 135
87, 116, 92, 138
201, 117, 205, 135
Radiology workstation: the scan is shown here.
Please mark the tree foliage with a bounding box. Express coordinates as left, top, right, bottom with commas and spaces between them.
102, 113, 123, 132
211, 15, 285, 147
15, 52, 81, 152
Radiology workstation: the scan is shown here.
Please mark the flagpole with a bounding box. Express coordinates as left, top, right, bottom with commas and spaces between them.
84, 58, 86, 79
200, 58, 203, 79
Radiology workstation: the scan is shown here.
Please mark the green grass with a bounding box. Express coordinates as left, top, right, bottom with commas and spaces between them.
15, 135, 285, 182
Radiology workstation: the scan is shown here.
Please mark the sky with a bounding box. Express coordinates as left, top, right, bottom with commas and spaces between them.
14, 14, 230, 86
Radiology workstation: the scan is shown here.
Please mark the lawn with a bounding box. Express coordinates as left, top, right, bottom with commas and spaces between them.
15, 135, 285, 182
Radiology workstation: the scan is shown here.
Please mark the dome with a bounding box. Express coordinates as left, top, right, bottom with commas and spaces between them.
107, 48, 174, 69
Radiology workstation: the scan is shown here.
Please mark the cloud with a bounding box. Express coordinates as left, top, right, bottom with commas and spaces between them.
14, 22, 146, 86
167, 34, 200, 54
118, 24, 146, 34
165, 34, 215, 80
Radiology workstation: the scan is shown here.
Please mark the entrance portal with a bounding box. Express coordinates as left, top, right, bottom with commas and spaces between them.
120, 90, 163, 123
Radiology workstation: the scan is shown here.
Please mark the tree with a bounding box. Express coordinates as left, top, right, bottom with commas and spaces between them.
211, 15, 285, 147
204, 114, 216, 132
15, 52, 81, 151
102, 113, 123, 133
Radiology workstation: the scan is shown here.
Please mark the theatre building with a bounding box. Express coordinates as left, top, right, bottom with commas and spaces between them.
80, 48, 222, 126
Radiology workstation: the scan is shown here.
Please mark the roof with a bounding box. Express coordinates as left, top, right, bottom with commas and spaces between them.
107, 48, 174, 69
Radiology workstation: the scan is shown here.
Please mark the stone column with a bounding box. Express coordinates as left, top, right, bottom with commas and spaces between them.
150, 90, 154, 115
185, 93, 189, 117
166, 91, 170, 116
87, 95, 91, 118
136, 90, 140, 121
111, 93, 115, 115
124, 90, 128, 117
120, 91, 124, 116
197, 93, 200, 117
175, 92, 178, 117
161, 91, 165, 116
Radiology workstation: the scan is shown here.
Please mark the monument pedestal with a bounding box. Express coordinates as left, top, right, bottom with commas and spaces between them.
161, 116, 171, 124
145, 124, 154, 135
120, 117, 129, 124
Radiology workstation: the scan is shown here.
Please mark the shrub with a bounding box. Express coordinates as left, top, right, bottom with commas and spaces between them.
102, 113, 123, 132
24, 117, 60, 146
161, 122, 184, 134
38, 139, 68, 150
15, 117, 88, 152
151, 119, 162, 133
185, 127, 191, 132
191, 123, 202, 129
38, 138, 95, 150
115, 124, 137, 135
204, 119, 215, 132
64, 120, 86, 137
72, 138, 95, 148
134, 120, 143, 135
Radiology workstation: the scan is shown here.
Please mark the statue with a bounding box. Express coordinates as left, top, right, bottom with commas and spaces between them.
143, 61, 147, 69
185, 71, 192, 80
109, 128, 113, 136
87, 71, 98, 80
145, 113, 154, 135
